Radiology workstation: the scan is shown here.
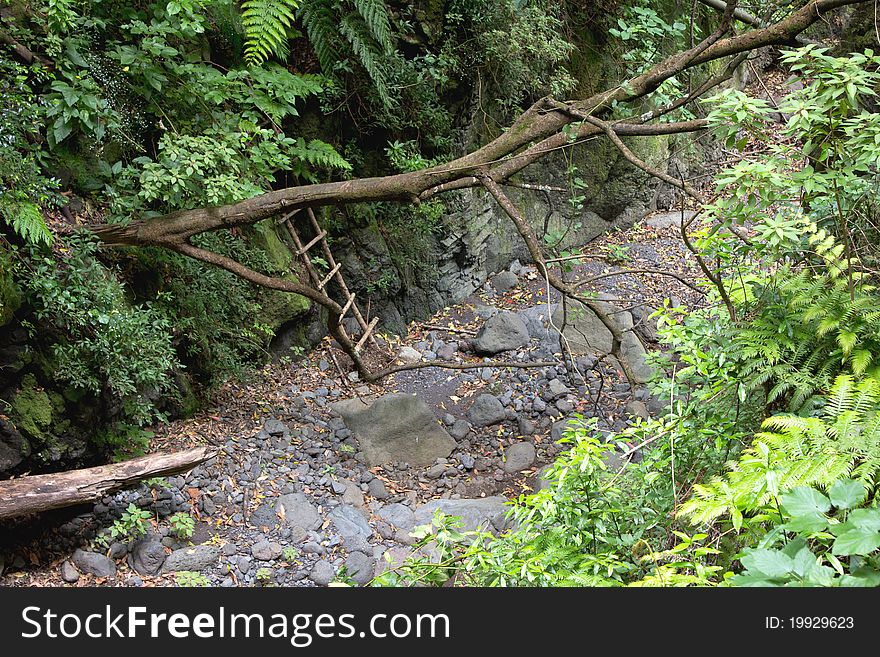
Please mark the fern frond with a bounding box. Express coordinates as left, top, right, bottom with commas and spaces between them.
338, 13, 394, 109
352, 0, 392, 51
0, 196, 53, 246
241, 0, 300, 67
297, 0, 339, 74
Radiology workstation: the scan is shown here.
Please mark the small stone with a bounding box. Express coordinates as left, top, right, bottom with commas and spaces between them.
459, 454, 476, 470
548, 379, 570, 398
329, 504, 372, 539
517, 417, 535, 436
367, 478, 389, 500
467, 394, 506, 427
129, 538, 167, 576
397, 346, 421, 363
443, 413, 456, 426
503, 442, 537, 474
60, 561, 80, 583
252, 540, 283, 561
492, 270, 518, 293
426, 464, 445, 479
626, 400, 650, 421
345, 552, 376, 586
72, 549, 116, 578
450, 420, 471, 440
309, 560, 336, 586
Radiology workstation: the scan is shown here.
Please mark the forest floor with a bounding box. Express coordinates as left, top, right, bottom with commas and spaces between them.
0, 211, 707, 587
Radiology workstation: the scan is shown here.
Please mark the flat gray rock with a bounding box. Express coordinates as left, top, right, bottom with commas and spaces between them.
161, 545, 220, 573
376, 503, 416, 530
332, 393, 455, 468
467, 394, 506, 427
60, 560, 80, 583
330, 504, 372, 540
276, 493, 321, 531
72, 549, 116, 578
492, 270, 518, 293
413, 497, 510, 533
471, 312, 530, 355
552, 300, 614, 354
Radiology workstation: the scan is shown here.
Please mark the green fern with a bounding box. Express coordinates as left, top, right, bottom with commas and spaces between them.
683, 375, 880, 526
241, 0, 301, 67
0, 195, 53, 246
297, 0, 395, 110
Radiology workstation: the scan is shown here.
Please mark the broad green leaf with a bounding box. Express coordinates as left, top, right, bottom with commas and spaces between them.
828, 479, 866, 510
831, 527, 880, 556
780, 486, 831, 518
740, 549, 794, 578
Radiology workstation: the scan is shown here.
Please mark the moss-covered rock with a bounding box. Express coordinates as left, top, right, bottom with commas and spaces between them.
10, 373, 55, 440
0, 247, 22, 327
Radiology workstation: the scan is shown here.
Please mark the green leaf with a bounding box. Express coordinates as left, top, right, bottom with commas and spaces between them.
832, 526, 880, 556
740, 549, 794, 578
781, 486, 831, 518
828, 479, 866, 510
783, 511, 828, 533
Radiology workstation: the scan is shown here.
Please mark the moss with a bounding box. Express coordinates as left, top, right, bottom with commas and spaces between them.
247, 220, 293, 271
10, 374, 55, 440
0, 247, 22, 327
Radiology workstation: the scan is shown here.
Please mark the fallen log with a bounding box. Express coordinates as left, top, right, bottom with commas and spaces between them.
0, 446, 217, 521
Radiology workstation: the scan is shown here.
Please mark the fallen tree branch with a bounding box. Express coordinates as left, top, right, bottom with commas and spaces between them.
0, 446, 217, 521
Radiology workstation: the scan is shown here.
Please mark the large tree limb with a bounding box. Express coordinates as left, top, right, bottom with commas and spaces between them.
0, 447, 217, 521
83, 0, 864, 249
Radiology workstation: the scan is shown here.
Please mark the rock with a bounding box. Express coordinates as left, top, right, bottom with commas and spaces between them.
331, 393, 456, 468
517, 304, 559, 341
413, 497, 510, 533
72, 549, 116, 578
631, 304, 659, 343
345, 552, 376, 586
620, 330, 655, 384
426, 464, 445, 479
503, 442, 536, 473
0, 418, 29, 474
448, 420, 470, 441
437, 343, 457, 360
161, 545, 221, 573
276, 493, 321, 531
264, 418, 290, 436
492, 270, 518, 293
129, 538, 167, 576
397, 346, 422, 363
551, 417, 580, 442
60, 560, 80, 583
548, 378, 570, 398
377, 503, 416, 530
625, 400, 650, 421
551, 300, 614, 354
517, 417, 535, 436
367, 478, 389, 500
338, 479, 366, 508
252, 540, 283, 561
467, 394, 506, 427
443, 413, 456, 426
459, 454, 476, 470
647, 209, 696, 229
309, 560, 336, 586
471, 312, 530, 355
330, 504, 372, 540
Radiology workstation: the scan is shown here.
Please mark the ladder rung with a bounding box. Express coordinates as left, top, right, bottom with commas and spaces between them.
317, 262, 341, 290
354, 317, 380, 353
295, 230, 327, 256
338, 293, 356, 322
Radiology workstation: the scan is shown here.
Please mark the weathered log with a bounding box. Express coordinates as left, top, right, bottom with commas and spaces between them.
0, 446, 217, 521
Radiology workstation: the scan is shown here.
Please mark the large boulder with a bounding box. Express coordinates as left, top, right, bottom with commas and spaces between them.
552, 301, 654, 383
413, 497, 511, 533
332, 393, 456, 468
471, 312, 530, 355
0, 418, 29, 474
551, 300, 614, 354
128, 537, 167, 576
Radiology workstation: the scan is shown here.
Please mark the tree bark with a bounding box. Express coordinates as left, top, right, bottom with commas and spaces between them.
0, 447, 217, 521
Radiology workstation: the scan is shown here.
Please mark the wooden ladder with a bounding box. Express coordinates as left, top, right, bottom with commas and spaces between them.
281, 207, 380, 355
